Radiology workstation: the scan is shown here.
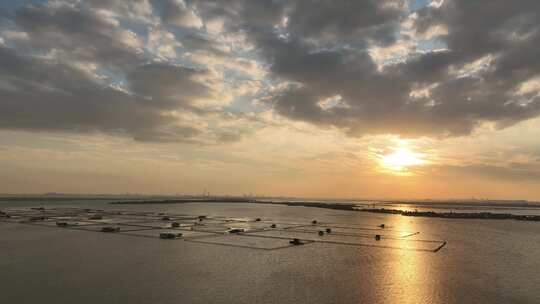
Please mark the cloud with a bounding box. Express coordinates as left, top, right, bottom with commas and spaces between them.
283, 0, 402, 46
1, 0, 540, 143
186, 0, 540, 137
0, 46, 204, 142
127, 63, 213, 108
152, 0, 202, 28
0, 1, 248, 143
11, 1, 144, 69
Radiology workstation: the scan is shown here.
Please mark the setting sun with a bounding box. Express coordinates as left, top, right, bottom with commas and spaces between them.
380, 148, 426, 173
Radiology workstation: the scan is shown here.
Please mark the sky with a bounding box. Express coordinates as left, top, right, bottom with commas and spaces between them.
0, 0, 539, 200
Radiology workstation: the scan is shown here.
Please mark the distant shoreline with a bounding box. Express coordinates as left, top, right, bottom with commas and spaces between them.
109, 199, 540, 222
110, 198, 255, 204
258, 201, 540, 221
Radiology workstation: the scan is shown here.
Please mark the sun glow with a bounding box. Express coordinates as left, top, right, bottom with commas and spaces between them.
380, 148, 426, 173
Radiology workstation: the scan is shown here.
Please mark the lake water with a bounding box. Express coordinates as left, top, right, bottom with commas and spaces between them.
1, 199, 539, 303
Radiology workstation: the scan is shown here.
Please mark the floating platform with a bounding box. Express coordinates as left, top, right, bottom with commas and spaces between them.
0, 207, 447, 253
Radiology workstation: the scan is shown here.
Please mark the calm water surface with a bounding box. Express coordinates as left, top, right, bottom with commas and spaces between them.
1, 200, 539, 303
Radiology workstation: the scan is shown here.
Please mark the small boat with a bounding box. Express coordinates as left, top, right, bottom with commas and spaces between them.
255, 218, 261, 222
101, 226, 120, 233
318, 230, 324, 236
270, 224, 277, 228
289, 238, 303, 245
56, 221, 78, 227
312, 220, 318, 224
326, 228, 332, 233
89, 215, 103, 220
29, 216, 46, 222
159, 232, 183, 239
379, 224, 385, 229
375, 234, 381, 241
228, 228, 245, 234
171, 222, 180, 228
161, 216, 171, 221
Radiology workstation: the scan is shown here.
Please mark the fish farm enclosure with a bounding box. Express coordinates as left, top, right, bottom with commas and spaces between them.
0, 207, 447, 253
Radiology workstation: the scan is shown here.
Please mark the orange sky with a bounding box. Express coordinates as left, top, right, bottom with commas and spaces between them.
1, 117, 539, 200
1, 1, 539, 200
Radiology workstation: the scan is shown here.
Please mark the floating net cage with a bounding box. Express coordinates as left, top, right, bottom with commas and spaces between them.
0, 207, 446, 253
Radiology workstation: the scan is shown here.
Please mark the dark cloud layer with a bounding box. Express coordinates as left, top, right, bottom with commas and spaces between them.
1, 0, 540, 141
128, 63, 213, 108
0, 1, 216, 142
189, 0, 540, 137
284, 0, 401, 45
0, 45, 202, 141
12, 2, 143, 69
